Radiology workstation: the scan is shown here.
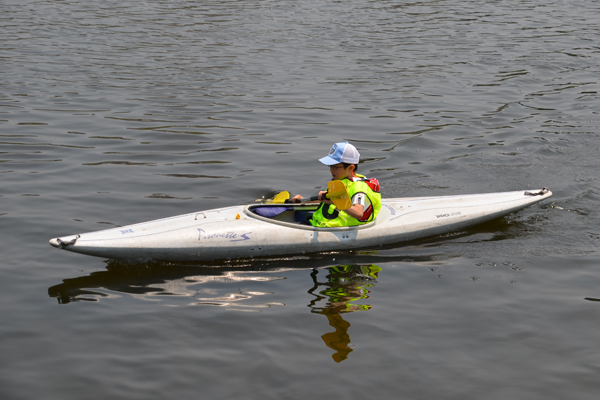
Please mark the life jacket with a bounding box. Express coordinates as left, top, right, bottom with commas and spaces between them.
310, 174, 382, 228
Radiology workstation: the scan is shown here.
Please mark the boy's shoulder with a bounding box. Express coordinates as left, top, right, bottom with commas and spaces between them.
349, 175, 380, 193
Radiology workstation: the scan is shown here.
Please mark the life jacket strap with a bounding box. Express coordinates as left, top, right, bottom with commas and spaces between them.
357, 177, 380, 193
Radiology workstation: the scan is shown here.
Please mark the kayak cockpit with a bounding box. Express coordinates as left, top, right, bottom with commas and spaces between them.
244, 203, 379, 231
246, 203, 319, 224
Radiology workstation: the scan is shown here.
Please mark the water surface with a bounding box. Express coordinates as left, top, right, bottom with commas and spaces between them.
1, 0, 600, 399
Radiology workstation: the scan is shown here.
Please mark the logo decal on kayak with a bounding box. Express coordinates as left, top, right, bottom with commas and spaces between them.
436, 211, 461, 219
382, 204, 396, 215
230, 232, 252, 242
197, 229, 252, 242
120, 229, 134, 234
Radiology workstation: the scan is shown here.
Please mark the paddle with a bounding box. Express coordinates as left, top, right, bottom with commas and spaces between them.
264, 191, 290, 204
255, 191, 292, 218
279, 180, 351, 210
254, 182, 350, 219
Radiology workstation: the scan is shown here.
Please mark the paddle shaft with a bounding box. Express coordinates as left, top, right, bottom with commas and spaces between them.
284, 195, 320, 204
278, 181, 352, 210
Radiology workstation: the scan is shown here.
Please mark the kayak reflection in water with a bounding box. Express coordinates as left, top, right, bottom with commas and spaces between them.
307, 264, 381, 363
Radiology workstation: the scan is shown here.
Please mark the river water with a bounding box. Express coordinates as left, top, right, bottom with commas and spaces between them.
2, 0, 599, 398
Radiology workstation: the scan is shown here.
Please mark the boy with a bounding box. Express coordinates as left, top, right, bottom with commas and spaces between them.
292, 142, 381, 227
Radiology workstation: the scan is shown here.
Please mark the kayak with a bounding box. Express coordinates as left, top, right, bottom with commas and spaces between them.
49, 188, 552, 262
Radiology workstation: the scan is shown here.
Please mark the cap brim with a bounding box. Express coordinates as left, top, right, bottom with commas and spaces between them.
319, 156, 340, 165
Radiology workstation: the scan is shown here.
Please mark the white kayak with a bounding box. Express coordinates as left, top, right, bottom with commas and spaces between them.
49, 188, 552, 262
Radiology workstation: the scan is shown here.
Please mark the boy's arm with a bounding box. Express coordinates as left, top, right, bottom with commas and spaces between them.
343, 203, 365, 220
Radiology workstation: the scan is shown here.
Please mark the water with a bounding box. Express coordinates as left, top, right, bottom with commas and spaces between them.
1, 0, 599, 398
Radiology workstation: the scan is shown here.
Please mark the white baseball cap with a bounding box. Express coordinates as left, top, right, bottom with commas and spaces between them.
318, 142, 360, 165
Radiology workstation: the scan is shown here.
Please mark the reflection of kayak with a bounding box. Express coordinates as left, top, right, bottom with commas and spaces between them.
49, 188, 552, 262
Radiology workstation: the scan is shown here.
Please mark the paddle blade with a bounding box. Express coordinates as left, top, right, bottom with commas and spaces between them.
326, 180, 351, 210
266, 191, 290, 204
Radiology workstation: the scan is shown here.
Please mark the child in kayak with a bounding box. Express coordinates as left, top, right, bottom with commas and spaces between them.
292, 142, 381, 227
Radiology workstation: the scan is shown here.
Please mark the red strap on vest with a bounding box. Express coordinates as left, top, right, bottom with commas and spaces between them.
362, 177, 380, 193
360, 204, 374, 222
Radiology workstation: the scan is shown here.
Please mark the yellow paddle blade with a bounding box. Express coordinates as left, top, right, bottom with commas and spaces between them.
270, 191, 290, 204
326, 180, 351, 210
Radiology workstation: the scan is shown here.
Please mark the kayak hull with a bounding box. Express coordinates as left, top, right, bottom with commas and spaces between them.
49, 189, 552, 261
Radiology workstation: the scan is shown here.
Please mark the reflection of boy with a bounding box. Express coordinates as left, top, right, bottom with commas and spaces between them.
308, 265, 381, 363
309, 265, 381, 313
292, 142, 382, 228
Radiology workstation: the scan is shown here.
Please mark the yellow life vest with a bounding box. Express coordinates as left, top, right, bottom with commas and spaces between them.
310, 175, 381, 228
